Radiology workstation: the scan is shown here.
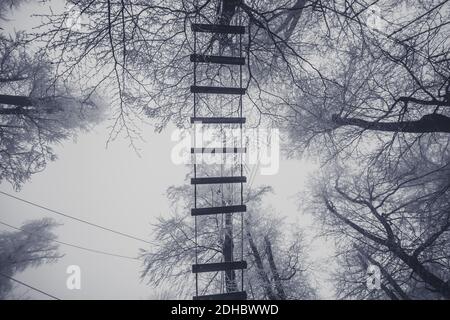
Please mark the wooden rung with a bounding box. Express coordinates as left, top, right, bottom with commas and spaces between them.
190, 54, 245, 65
193, 291, 247, 300
191, 86, 246, 95
191, 23, 246, 34
191, 176, 246, 185
192, 261, 247, 274
191, 205, 246, 216
191, 117, 246, 124
191, 147, 246, 154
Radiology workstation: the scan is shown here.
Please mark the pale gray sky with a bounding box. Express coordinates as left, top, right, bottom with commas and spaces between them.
0, 1, 335, 300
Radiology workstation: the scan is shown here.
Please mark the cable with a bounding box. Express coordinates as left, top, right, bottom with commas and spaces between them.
0, 190, 152, 245
0, 221, 139, 261
0, 272, 60, 300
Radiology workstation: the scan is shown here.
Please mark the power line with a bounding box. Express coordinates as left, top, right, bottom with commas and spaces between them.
0, 220, 140, 261
0, 272, 60, 300
0, 190, 152, 245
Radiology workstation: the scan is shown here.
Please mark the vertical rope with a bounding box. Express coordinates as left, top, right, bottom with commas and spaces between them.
193, 1, 199, 298
237, 4, 245, 293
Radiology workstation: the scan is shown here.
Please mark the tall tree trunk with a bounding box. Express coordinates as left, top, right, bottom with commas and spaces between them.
356, 246, 410, 300
393, 247, 450, 299
325, 199, 450, 298
223, 212, 237, 292
366, 255, 410, 300
219, 0, 239, 25
246, 227, 277, 299
381, 284, 399, 300
264, 236, 287, 299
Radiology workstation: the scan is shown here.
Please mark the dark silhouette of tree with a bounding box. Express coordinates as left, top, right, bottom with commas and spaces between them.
0, 1, 107, 189
308, 139, 450, 299
0, 32, 106, 189
36, 1, 448, 162
0, 218, 62, 299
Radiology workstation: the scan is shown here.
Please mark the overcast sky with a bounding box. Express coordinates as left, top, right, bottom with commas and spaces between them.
0, 1, 335, 300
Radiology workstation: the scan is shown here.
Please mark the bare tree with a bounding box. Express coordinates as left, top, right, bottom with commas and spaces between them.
0, 218, 62, 299
284, 1, 450, 160
35, 1, 326, 131
0, 32, 106, 189
140, 179, 316, 299
308, 140, 450, 299
35, 1, 449, 163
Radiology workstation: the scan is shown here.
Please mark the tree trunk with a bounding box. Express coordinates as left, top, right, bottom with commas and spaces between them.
219, 0, 239, 25
366, 255, 410, 300
223, 212, 237, 292
326, 199, 450, 298
381, 283, 399, 300
356, 246, 410, 300
393, 247, 450, 299
332, 113, 450, 133
246, 227, 277, 299
264, 236, 287, 299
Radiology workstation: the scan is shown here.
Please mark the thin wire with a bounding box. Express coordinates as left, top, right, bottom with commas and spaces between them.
0, 272, 60, 300
0, 191, 152, 245
0, 221, 139, 261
